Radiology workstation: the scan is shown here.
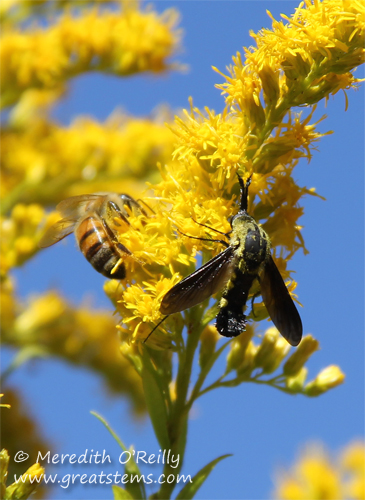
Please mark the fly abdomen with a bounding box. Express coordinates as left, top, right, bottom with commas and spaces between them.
76, 216, 126, 279
215, 268, 256, 337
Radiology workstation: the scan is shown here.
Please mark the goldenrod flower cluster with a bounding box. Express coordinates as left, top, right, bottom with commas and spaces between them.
1, 288, 145, 414
274, 441, 365, 500
1, 1, 181, 107
108, 0, 364, 352
1, 1, 363, 498
0, 203, 50, 275
1, 103, 176, 214
183, 325, 344, 398
1, 2, 181, 447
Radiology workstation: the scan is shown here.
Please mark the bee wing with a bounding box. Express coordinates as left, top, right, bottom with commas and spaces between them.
260, 254, 303, 346
39, 218, 77, 248
56, 194, 103, 218
160, 246, 235, 315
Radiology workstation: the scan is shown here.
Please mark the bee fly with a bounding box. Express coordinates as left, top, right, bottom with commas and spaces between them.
153, 174, 302, 347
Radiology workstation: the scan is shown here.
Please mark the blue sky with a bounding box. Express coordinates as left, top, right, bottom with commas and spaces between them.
4, 2, 364, 499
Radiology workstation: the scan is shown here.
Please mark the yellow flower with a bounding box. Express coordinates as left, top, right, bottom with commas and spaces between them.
1, 2, 181, 107
3, 291, 146, 414
115, 276, 182, 350
0, 203, 49, 274
278, 447, 342, 499
219, 1, 365, 111
108, 1, 363, 348
274, 442, 365, 500
341, 442, 365, 500
1, 108, 176, 212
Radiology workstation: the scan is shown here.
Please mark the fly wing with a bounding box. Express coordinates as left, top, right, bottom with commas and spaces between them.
56, 194, 102, 218
260, 254, 302, 346
39, 218, 77, 248
160, 246, 235, 315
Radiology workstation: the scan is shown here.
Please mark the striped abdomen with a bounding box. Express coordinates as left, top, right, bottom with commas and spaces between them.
75, 216, 126, 279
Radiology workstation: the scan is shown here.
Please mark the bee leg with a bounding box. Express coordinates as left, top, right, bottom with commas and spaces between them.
135, 198, 153, 216
107, 200, 131, 226
101, 218, 132, 257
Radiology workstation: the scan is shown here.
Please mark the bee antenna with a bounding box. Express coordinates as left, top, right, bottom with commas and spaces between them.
237, 173, 252, 212
143, 315, 170, 343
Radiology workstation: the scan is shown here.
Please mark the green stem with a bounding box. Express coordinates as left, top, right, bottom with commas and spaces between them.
186, 340, 232, 412
197, 374, 297, 398
156, 319, 202, 500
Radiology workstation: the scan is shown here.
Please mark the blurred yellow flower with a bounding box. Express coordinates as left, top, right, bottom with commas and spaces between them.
305, 365, 345, 396
0, 203, 50, 275
274, 442, 365, 500
1, 109, 176, 212
2, 290, 146, 414
1, 2, 181, 107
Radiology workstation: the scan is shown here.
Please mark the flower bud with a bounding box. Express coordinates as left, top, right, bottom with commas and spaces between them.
305, 365, 345, 397
254, 328, 290, 373
283, 335, 319, 376
14, 292, 65, 336
103, 279, 121, 308
259, 65, 280, 107
286, 367, 308, 392
226, 325, 254, 373
236, 341, 257, 378
5, 463, 44, 499
120, 342, 143, 374
199, 325, 219, 369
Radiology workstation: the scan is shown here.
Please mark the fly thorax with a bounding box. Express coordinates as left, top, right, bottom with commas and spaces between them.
230, 213, 271, 274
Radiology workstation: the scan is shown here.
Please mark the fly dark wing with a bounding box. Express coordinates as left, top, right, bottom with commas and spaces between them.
260, 254, 303, 346
160, 246, 235, 315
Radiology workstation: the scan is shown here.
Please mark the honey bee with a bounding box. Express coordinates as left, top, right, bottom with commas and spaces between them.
39, 193, 146, 279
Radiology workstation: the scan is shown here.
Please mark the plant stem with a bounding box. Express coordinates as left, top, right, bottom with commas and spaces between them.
156, 320, 202, 499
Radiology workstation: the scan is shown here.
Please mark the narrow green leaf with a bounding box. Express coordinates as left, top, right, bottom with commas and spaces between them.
1, 346, 49, 383
91, 411, 146, 500
175, 454, 232, 500
91, 411, 129, 452
112, 485, 134, 499
141, 349, 170, 450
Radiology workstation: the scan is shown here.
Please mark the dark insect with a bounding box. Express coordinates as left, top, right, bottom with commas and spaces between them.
39, 193, 147, 279
158, 174, 302, 346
